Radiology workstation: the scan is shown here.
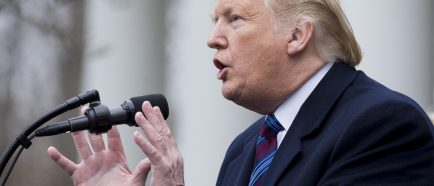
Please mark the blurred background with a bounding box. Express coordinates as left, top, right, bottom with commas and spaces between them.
0, 0, 432, 185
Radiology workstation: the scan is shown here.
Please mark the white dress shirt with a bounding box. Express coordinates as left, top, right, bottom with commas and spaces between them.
274, 62, 333, 148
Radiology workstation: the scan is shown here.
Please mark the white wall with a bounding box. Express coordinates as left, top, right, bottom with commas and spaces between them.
341, 0, 434, 111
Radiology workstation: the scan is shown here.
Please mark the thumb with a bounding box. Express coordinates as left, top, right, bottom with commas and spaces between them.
131, 158, 152, 185
80, 105, 89, 115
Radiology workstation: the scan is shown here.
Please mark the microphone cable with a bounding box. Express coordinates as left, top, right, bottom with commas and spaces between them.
1, 134, 35, 186
0, 89, 100, 185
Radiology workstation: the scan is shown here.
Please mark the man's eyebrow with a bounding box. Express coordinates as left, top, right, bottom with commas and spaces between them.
210, 7, 234, 23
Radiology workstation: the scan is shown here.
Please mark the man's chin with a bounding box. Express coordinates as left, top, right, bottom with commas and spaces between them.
221, 86, 240, 103
222, 90, 235, 102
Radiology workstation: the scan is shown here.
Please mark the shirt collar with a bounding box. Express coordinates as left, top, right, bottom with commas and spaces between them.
274, 62, 333, 131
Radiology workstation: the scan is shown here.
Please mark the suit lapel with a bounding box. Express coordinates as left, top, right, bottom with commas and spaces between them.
223, 118, 264, 185
232, 135, 257, 185
263, 62, 359, 185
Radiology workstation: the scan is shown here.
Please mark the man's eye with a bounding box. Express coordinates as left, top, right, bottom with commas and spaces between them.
230, 15, 242, 22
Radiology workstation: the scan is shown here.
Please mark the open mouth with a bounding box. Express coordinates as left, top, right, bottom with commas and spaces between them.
213, 59, 229, 80
214, 59, 227, 71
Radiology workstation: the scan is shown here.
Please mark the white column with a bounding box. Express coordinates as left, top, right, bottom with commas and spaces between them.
81, 0, 166, 168
342, 0, 434, 111
165, 1, 259, 185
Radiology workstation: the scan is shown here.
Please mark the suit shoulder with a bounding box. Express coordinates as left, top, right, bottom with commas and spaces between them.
320, 73, 434, 184
341, 71, 429, 121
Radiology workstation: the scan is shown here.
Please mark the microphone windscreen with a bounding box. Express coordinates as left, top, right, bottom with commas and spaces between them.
130, 94, 169, 120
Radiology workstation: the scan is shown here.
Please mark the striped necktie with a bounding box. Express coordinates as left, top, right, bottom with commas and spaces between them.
248, 114, 284, 186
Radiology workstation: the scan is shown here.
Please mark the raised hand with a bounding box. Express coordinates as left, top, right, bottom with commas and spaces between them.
133, 101, 185, 186
47, 126, 151, 186
47, 101, 185, 186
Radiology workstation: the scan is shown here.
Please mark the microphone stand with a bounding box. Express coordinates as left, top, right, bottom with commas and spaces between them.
0, 90, 100, 183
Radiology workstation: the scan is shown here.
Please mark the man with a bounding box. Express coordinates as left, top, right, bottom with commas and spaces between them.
47, 0, 434, 185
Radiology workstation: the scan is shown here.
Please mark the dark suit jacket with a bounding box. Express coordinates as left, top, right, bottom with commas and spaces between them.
217, 62, 434, 186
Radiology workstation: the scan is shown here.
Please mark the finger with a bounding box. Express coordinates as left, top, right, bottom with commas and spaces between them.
107, 126, 125, 154
88, 132, 106, 153
80, 105, 89, 115
154, 107, 173, 137
154, 107, 165, 123
47, 146, 78, 176
131, 158, 151, 184
72, 131, 92, 159
142, 101, 162, 129
135, 112, 166, 152
152, 107, 177, 151
133, 131, 164, 165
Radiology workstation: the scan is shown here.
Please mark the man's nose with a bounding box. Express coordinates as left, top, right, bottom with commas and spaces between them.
207, 25, 228, 50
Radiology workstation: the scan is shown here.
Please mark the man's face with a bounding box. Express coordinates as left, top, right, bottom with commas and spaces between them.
208, 0, 291, 111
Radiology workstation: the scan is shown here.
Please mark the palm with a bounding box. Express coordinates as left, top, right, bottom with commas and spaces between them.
47, 127, 150, 186
72, 151, 129, 186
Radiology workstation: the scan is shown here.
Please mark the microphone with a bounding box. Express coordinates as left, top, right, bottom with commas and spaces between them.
35, 94, 169, 137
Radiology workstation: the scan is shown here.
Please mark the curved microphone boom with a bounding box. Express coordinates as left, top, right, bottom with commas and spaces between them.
35, 94, 169, 137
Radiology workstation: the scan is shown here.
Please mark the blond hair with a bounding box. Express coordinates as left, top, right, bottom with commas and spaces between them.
267, 0, 362, 67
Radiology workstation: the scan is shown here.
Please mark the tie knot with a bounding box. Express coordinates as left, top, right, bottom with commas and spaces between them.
259, 114, 284, 138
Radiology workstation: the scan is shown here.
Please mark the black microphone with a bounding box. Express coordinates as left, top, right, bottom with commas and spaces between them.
35, 94, 169, 137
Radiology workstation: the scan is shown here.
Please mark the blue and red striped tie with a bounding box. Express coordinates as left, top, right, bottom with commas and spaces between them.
248, 114, 284, 186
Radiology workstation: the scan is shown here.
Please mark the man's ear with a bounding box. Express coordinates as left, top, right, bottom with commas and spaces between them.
287, 21, 314, 56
